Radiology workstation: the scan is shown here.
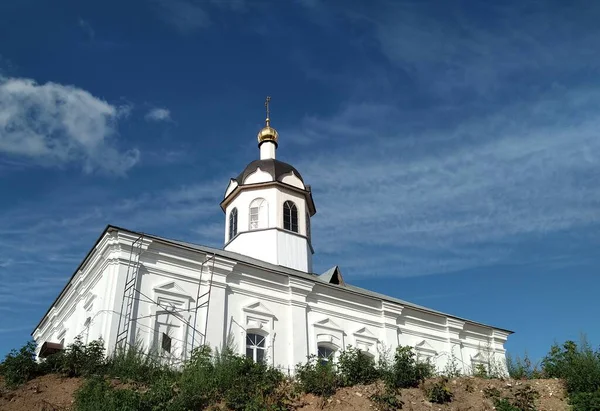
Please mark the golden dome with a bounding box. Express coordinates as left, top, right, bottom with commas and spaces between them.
257, 121, 279, 147
257, 96, 279, 147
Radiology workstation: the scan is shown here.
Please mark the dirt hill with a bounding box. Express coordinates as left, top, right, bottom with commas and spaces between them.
0, 374, 568, 411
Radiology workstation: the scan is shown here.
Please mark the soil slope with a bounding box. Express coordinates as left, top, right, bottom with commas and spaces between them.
0, 375, 568, 411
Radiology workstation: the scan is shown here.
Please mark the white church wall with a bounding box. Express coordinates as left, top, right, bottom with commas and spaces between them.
276, 231, 312, 273
34, 230, 509, 377
276, 189, 309, 236
227, 230, 278, 265
224, 187, 279, 242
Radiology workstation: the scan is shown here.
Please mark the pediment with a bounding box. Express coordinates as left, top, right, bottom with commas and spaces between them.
314, 317, 343, 331
153, 281, 194, 301
415, 340, 437, 355
353, 326, 377, 339
471, 352, 484, 360
243, 301, 276, 318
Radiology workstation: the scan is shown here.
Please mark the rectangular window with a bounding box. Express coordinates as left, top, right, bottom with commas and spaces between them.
162, 333, 172, 353
250, 207, 259, 229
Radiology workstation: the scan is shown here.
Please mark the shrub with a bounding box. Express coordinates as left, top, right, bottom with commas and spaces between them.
442, 347, 461, 378
61, 337, 106, 377
295, 355, 339, 398
493, 398, 521, 411
541, 337, 600, 394
178, 345, 291, 411
506, 353, 541, 380
473, 363, 489, 378
513, 385, 539, 411
74, 377, 143, 411
1, 340, 39, 387
176, 346, 216, 410
483, 386, 501, 399
38, 351, 66, 375
370, 385, 403, 411
383, 346, 434, 389
569, 390, 600, 411
337, 346, 379, 386
424, 378, 453, 404
106, 343, 171, 384
213, 351, 287, 411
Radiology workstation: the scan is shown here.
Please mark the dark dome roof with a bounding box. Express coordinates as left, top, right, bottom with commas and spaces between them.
235, 159, 304, 185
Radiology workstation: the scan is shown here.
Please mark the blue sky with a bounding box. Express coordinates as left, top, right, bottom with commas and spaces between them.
0, 0, 599, 363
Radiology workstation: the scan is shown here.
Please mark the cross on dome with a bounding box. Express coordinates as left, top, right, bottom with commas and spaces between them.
257, 96, 279, 156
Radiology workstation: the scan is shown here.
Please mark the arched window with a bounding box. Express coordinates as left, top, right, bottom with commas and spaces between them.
246, 332, 266, 363
249, 198, 268, 230
283, 201, 298, 232
317, 344, 336, 365
306, 212, 311, 239
229, 208, 238, 240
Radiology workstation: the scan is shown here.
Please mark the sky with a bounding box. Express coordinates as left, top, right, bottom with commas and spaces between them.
0, 0, 599, 363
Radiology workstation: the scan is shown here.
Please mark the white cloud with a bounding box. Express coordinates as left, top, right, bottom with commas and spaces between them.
145, 107, 171, 122
152, 0, 211, 33
294, 87, 600, 276
0, 76, 139, 174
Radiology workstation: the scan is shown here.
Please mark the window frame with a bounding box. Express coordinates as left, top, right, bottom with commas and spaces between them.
245, 332, 267, 363
283, 201, 298, 233
229, 207, 238, 240
249, 198, 267, 230
317, 344, 336, 365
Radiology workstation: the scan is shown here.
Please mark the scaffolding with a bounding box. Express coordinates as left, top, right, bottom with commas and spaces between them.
115, 234, 217, 358
116, 234, 144, 348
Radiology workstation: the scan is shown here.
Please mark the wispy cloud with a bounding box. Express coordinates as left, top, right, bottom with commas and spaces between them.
77, 18, 95, 41
295, 86, 600, 276
145, 107, 172, 122
0, 76, 140, 174
152, 0, 211, 33
151, 0, 246, 33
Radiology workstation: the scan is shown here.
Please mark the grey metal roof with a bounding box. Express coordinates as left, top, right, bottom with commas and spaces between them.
235, 159, 305, 185
33, 224, 513, 335
139, 228, 513, 334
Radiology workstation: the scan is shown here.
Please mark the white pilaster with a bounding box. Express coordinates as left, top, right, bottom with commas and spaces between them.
381, 301, 403, 351
288, 278, 314, 370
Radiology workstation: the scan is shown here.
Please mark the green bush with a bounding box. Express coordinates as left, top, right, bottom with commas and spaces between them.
493, 398, 521, 411
337, 346, 379, 386
1, 340, 39, 387
74, 377, 144, 411
61, 337, 106, 377
382, 346, 434, 389
512, 385, 539, 411
506, 353, 541, 380
569, 390, 600, 411
295, 355, 340, 398
38, 351, 66, 375
176, 346, 215, 410
424, 378, 453, 404
212, 350, 287, 411
442, 348, 462, 378
177, 345, 291, 411
370, 385, 403, 410
542, 338, 600, 394
105, 343, 172, 384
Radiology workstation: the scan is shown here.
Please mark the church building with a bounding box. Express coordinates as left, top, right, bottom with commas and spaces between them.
32, 99, 512, 373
